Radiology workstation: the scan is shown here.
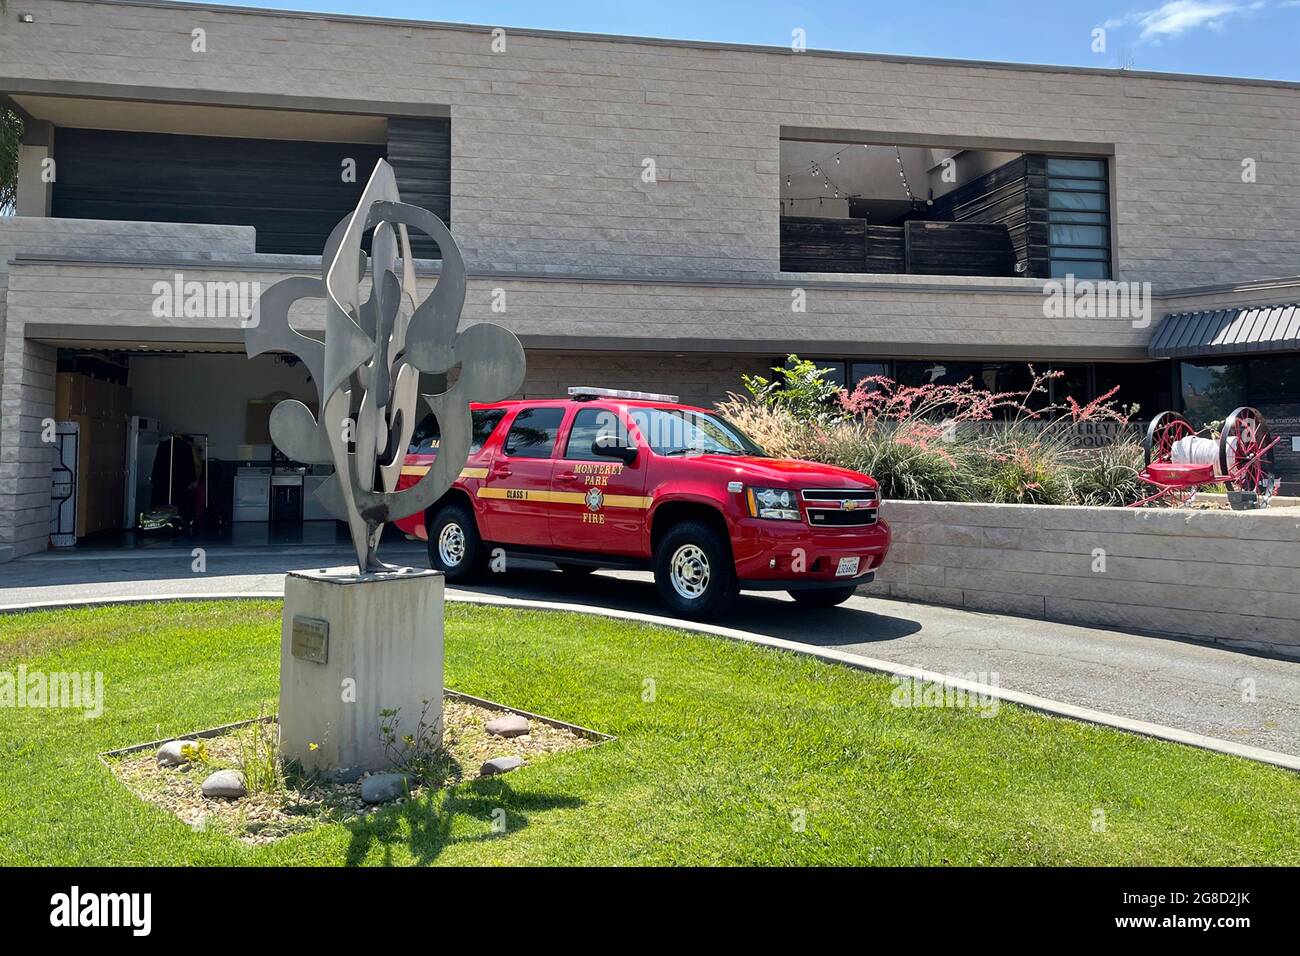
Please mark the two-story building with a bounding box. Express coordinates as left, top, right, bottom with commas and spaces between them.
2, 0, 1298, 559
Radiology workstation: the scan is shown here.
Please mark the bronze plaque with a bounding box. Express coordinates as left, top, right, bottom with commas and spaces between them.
290, 617, 329, 664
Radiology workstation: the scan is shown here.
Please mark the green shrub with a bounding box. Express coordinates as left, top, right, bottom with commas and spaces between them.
849, 431, 974, 502
1065, 442, 1144, 506
739, 355, 845, 424
716, 356, 1143, 508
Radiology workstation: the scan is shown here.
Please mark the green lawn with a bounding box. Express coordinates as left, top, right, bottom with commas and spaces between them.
1, 599, 1297, 865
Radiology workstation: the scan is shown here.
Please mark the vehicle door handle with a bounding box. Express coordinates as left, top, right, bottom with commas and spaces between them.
492, 467, 512, 478
556, 472, 578, 483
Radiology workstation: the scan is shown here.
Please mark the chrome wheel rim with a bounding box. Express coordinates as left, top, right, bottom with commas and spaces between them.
437, 522, 466, 567
669, 544, 710, 600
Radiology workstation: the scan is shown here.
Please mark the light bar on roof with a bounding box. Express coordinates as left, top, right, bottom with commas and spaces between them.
568, 386, 679, 403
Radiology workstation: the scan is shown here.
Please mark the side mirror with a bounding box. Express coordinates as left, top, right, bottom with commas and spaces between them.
592, 433, 637, 464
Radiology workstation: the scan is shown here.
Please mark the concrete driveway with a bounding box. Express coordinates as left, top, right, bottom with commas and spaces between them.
2, 543, 1298, 759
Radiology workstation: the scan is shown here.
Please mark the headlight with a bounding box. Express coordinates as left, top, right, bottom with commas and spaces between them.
746, 486, 800, 521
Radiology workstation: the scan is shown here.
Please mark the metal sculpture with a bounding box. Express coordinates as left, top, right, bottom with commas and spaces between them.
245, 160, 524, 570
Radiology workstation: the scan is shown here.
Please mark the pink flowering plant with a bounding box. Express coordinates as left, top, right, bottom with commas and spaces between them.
718, 357, 1144, 505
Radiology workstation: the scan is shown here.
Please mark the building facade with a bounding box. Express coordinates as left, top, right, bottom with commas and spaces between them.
1, 0, 1299, 559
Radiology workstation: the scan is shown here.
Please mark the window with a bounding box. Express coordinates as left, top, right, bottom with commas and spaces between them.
1178, 356, 1300, 426
564, 407, 630, 461
502, 407, 564, 458
1094, 362, 1171, 419
849, 362, 889, 391
1047, 157, 1111, 279
626, 408, 767, 457
408, 408, 507, 456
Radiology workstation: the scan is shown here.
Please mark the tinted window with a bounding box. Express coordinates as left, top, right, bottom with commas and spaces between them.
408, 409, 507, 456
564, 407, 630, 461
503, 407, 564, 458
1045, 156, 1111, 280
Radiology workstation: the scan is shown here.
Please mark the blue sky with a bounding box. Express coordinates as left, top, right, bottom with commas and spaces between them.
192, 0, 1300, 81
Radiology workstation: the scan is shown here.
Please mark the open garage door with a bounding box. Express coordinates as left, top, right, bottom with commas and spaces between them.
52, 344, 344, 549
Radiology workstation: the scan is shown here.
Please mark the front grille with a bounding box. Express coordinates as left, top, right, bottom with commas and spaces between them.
801, 488, 878, 527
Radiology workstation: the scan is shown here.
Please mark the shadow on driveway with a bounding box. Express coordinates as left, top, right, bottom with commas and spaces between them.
451, 565, 923, 647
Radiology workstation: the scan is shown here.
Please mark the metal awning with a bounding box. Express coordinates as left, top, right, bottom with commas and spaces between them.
1149, 303, 1300, 358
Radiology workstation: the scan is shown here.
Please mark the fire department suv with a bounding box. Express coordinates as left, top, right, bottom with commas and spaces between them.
394, 387, 891, 620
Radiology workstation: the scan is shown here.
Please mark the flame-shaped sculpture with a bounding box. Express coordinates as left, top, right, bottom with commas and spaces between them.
245, 160, 524, 571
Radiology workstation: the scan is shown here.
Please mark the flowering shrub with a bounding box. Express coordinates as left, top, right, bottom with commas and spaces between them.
718, 358, 1144, 505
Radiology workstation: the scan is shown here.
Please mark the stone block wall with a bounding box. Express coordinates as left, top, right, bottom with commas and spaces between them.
868, 500, 1300, 659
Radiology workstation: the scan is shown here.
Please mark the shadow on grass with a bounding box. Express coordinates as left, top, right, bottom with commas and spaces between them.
342, 776, 584, 866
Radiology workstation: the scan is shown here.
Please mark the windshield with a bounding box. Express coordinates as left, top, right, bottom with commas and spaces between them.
627, 407, 768, 457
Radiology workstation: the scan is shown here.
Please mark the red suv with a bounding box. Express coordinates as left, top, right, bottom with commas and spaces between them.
394, 388, 890, 619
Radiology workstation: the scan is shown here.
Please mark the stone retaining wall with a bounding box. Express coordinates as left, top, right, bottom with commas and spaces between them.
867, 500, 1300, 659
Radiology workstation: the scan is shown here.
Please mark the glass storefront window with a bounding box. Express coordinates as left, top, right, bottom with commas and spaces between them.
849, 362, 889, 391
1179, 362, 1247, 426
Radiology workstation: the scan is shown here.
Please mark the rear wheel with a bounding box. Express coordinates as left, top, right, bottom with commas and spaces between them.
1220, 406, 1275, 492
788, 585, 858, 608
653, 521, 737, 620
426, 501, 487, 582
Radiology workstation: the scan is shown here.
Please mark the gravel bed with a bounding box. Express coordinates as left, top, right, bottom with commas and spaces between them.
107, 698, 595, 846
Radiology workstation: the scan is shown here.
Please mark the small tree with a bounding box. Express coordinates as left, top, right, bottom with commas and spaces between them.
1, 106, 22, 216
740, 354, 844, 424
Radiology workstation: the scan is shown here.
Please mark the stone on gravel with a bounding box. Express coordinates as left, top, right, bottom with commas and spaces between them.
485, 714, 530, 738
201, 769, 247, 799
331, 766, 364, 784
481, 756, 525, 776
361, 773, 409, 803
156, 740, 197, 767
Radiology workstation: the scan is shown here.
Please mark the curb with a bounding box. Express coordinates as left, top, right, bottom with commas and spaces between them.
3, 588, 1298, 773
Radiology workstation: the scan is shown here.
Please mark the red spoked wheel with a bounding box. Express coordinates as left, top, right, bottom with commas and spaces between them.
1144, 411, 1194, 468
1220, 406, 1275, 492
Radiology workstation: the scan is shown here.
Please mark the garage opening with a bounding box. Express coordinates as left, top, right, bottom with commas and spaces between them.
51, 346, 354, 549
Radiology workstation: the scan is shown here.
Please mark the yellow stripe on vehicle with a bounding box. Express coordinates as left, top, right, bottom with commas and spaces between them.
400, 465, 489, 480
476, 487, 652, 509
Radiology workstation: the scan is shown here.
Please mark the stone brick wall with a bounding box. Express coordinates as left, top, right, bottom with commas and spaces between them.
868, 500, 1300, 659
2, 0, 1299, 287
519, 351, 765, 408
3, 260, 1152, 355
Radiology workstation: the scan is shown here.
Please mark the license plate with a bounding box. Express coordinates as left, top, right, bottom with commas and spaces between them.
835, 556, 860, 577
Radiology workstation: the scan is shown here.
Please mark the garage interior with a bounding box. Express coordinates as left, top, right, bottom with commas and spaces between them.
51, 344, 352, 549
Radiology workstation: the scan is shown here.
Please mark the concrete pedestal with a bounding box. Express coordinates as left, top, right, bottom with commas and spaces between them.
279, 566, 443, 773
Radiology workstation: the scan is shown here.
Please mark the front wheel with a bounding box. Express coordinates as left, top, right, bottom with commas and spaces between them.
653, 521, 737, 620
788, 585, 859, 608
426, 501, 488, 582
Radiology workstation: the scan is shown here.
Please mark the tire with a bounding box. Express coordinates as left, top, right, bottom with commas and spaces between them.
653, 520, 737, 620
788, 585, 858, 608
554, 562, 597, 575
426, 501, 487, 582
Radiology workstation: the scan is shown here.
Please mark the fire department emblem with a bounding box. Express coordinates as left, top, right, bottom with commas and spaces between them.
585, 488, 604, 512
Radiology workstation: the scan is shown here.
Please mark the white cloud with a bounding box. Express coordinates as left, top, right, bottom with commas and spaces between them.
1101, 0, 1276, 43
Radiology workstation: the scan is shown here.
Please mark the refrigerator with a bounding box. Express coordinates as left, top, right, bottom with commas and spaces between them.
123, 416, 164, 529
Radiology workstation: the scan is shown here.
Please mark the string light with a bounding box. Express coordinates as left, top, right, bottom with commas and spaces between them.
895, 145, 917, 206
